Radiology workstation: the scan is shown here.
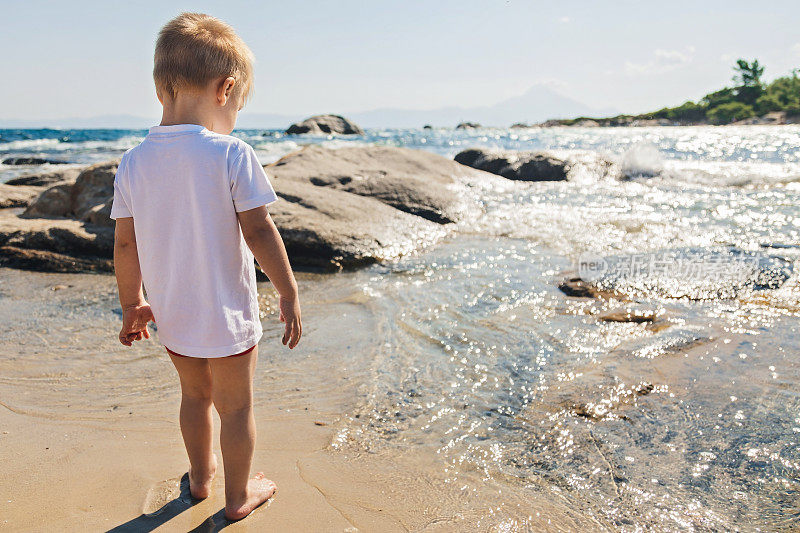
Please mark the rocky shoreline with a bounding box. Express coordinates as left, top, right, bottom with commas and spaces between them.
0, 142, 639, 275
2, 143, 794, 309
0, 146, 496, 273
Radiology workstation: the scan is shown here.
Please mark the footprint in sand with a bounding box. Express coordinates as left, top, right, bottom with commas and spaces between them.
143, 473, 193, 516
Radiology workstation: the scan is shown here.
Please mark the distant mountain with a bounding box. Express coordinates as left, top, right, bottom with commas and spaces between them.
350, 85, 618, 128
0, 85, 616, 129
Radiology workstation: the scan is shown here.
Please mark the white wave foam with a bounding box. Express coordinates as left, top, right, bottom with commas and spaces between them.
0, 135, 143, 152
621, 142, 664, 178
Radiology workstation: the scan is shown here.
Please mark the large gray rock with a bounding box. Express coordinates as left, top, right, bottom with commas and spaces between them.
267, 145, 477, 224
0, 167, 81, 208
266, 176, 443, 270
23, 160, 118, 227
455, 148, 569, 181
286, 114, 364, 135
259, 145, 489, 269
0, 160, 125, 272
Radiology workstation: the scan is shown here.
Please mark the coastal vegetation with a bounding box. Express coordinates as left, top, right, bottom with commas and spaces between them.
552, 59, 800, 126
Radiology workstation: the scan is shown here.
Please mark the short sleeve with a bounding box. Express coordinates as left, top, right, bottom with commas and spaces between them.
230, 143, 278, 212
110, 156, 132, 219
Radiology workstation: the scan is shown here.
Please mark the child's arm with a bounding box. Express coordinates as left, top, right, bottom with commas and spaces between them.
236, 206, 302, 349
113, 217, 155, 346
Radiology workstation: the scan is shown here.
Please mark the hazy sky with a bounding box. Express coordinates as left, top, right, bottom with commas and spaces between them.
3, 0, 800, 121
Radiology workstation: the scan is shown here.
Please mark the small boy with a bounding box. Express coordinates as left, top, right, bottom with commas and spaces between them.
111, 12, 301, 520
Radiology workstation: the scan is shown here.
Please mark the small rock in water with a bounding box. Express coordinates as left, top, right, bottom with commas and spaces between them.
570, 381, 656, 421
599, 306, 664, 323
558, 277, 607, 299
286, 114, 364, 135
455, 122, 481, 129
455, 148, 569, 181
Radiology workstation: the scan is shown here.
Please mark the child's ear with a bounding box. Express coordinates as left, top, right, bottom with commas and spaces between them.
217, 76, 236, 106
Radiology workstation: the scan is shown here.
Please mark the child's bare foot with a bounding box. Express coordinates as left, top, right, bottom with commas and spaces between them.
224, 472, 277, 520
188, 453, 217, 499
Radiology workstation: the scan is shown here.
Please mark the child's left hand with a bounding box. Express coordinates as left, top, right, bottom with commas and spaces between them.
119, 302, 155, 346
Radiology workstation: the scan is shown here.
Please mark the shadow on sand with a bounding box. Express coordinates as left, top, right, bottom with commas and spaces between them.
106, 473, 234, 533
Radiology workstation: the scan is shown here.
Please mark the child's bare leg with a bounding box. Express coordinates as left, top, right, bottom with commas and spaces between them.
209, 346, 276, 520
169, 353, 217, 499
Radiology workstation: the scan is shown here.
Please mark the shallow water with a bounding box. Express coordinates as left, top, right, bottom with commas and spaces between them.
2, 125, 800, 530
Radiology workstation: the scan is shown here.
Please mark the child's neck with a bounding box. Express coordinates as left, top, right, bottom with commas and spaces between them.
159, 93, 215, 131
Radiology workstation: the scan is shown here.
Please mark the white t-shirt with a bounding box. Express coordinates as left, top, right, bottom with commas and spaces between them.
110, 123, 278, 357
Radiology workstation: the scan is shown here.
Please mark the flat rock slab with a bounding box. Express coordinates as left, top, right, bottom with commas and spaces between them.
268, 145, 479, 224
0, 184, 47, 208
563, 247, 794, 300
5, 167, 81, 187
0, 245, 113, 273
0, 210, 113, 272
2, 157, 71, 165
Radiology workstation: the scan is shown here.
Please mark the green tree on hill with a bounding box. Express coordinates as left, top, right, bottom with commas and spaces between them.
755, 69, 800, 115
732, 59, 765, 106
556, 58, 800, 126
733, 59, 764, 87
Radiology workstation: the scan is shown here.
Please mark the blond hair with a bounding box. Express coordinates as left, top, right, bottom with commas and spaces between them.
153, 12, 255, 104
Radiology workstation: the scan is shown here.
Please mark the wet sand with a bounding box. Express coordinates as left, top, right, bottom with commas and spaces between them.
0, 266, 599, 532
